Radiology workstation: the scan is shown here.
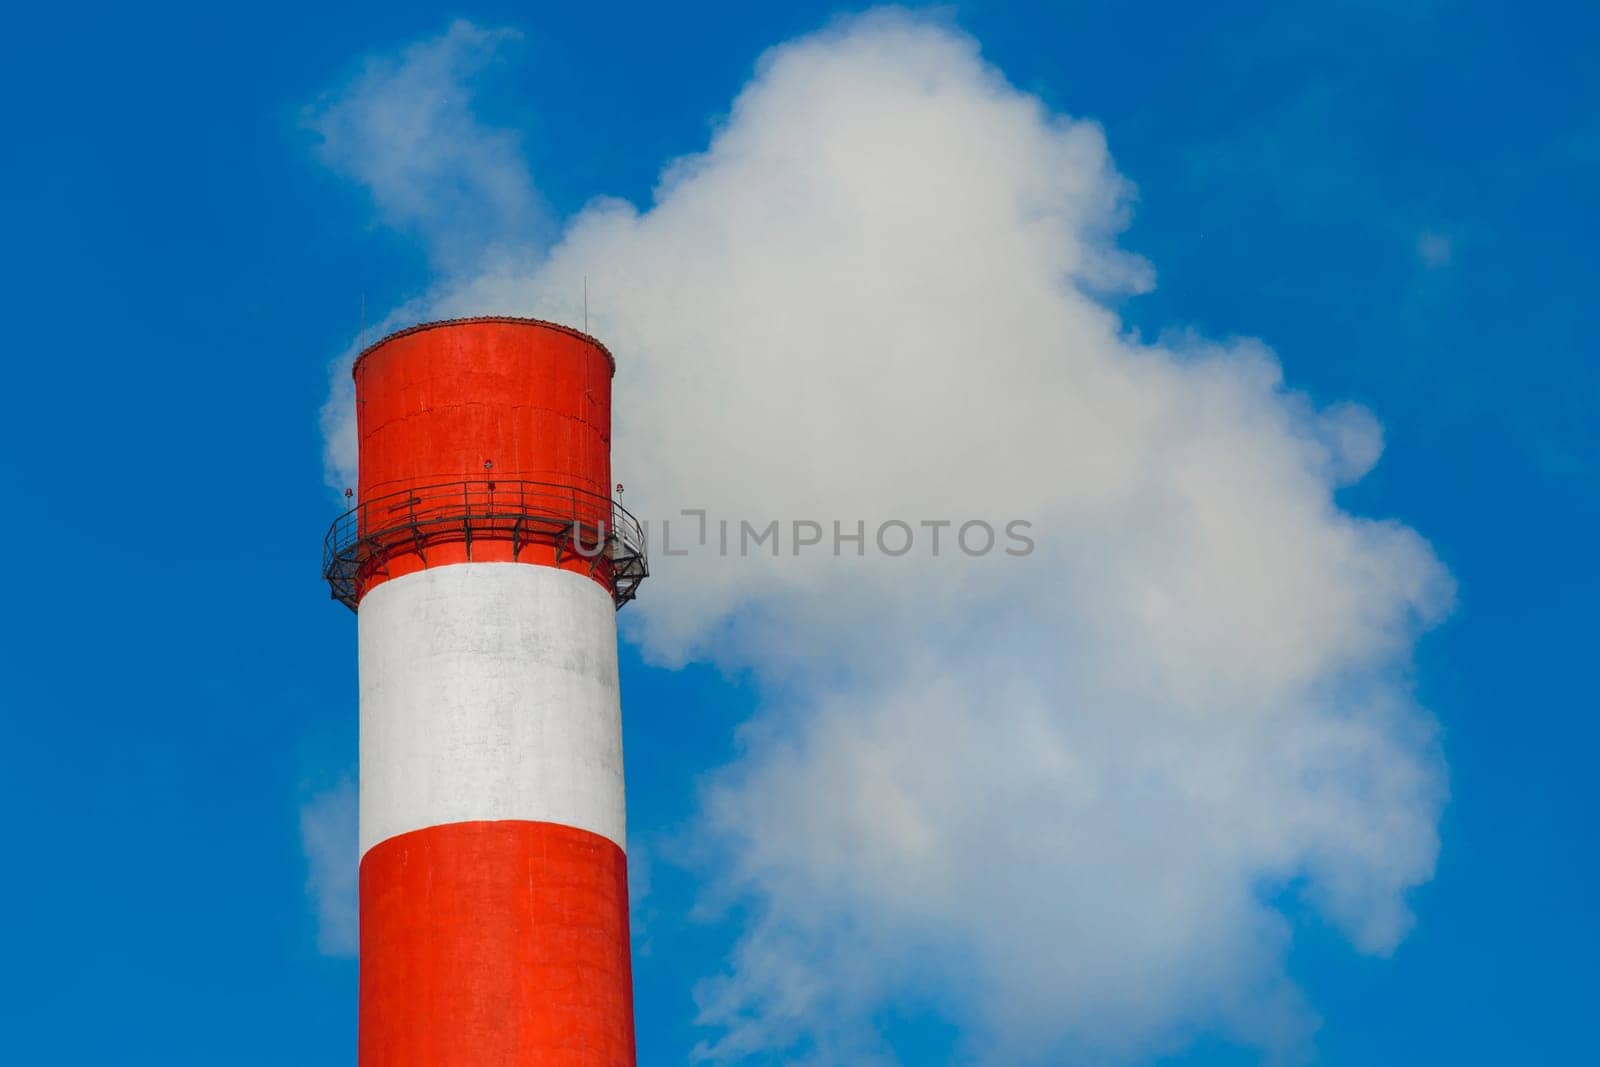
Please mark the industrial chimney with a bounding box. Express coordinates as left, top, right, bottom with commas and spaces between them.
321, 317, 648, 1065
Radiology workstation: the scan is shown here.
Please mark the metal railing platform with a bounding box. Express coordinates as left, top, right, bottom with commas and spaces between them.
322, 479, 648, 611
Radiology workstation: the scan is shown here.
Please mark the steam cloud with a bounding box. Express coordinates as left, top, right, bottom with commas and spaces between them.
300, 777, 358, 958
308, 12, 1452, 1063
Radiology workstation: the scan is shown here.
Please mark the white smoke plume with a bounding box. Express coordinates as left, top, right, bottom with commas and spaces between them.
305, 19, 545, 274
309, 12, 1453, 1062
300, 776, 359, 958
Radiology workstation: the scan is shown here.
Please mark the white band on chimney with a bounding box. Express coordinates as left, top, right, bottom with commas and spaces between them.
357, 562, 626, 857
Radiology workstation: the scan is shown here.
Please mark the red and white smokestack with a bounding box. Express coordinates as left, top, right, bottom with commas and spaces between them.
322, 317, 647, 1066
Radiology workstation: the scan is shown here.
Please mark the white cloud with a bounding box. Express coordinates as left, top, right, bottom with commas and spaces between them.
313, 12, 1453, 1062
304, 19, 543, 269
300, 777, 358, 958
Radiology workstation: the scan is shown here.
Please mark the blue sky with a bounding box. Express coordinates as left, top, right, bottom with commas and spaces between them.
1, 2, 1595, 1064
